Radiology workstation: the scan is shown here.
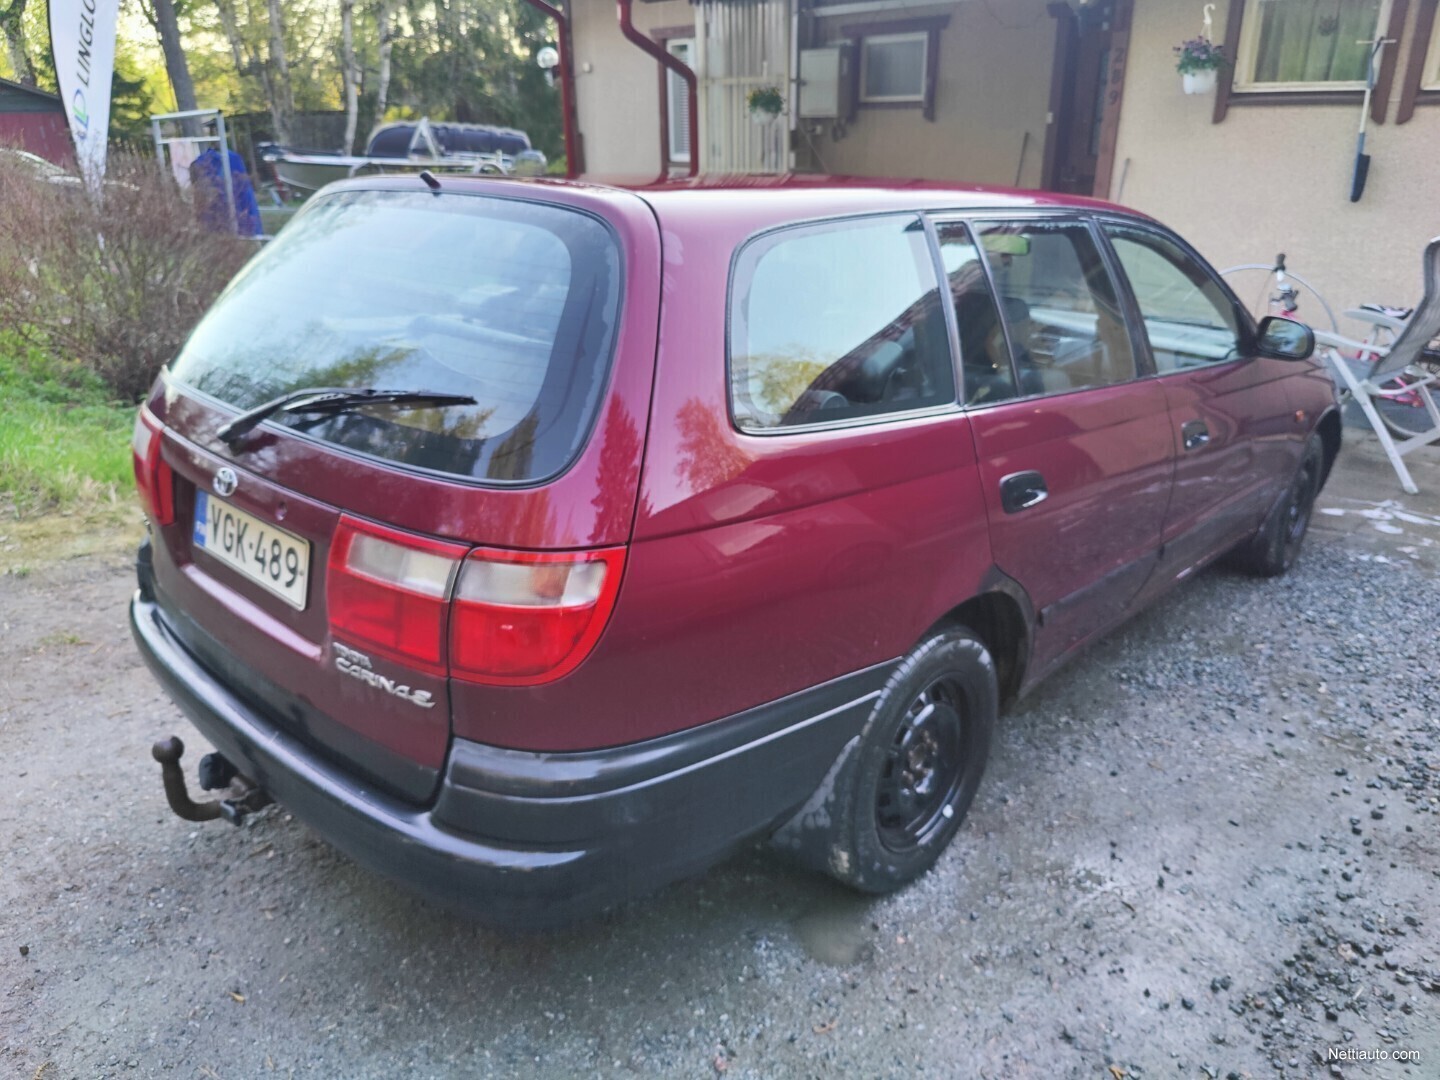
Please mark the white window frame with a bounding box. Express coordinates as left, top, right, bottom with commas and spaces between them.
859, 32, 928, 104
666, 37, 694, 165
1424, 8, 1440, 89
1233, 0, 1394, 93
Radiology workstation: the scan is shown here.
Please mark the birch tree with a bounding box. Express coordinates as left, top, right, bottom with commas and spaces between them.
340, 0, 358, 152
0, 0, 36, 86
374, 0, 394, 124
213, 0, 283, 139
265, 0, 295, 142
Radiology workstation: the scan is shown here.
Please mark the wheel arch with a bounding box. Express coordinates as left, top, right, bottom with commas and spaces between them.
924, 575, 1034, 707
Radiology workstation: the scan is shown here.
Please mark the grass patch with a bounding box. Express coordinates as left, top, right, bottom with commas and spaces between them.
1, 502, 143, 576
0, 332, 135, 517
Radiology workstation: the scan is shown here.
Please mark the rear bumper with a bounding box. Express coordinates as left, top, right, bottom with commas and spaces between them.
129, 592, 888, 927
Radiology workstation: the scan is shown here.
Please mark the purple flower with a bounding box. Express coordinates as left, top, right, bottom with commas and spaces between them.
1174, 35, 1228, 74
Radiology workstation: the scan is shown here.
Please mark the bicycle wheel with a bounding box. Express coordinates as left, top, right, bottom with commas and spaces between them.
1219, 264, 1340, 334
1375, 366, 1440, 439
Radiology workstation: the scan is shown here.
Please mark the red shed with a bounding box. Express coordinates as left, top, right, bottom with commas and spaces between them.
0, 78, 74, 166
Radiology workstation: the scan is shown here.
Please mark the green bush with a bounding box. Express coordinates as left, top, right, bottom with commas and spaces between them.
0, 149, 254, 403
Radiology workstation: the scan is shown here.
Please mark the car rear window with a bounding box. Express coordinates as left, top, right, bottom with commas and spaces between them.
168, 189, 622, 484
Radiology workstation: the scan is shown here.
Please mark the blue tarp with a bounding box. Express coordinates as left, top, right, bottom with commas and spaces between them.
190, 148, 263, 237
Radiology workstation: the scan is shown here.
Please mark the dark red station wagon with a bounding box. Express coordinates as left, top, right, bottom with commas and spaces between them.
130, 175, 1339, 926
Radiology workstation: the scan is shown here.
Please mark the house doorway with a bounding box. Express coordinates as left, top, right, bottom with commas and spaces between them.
1042, 0, 1132, 199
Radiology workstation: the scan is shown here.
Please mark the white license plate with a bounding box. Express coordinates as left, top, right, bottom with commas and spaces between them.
193, 491, 311, 609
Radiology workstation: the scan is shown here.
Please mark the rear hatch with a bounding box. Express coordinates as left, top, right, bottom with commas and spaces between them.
136, 181, 659, 802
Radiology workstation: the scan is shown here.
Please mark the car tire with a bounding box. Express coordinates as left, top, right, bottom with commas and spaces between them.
819, 628, 997, 894
1233, 434, 1324, 578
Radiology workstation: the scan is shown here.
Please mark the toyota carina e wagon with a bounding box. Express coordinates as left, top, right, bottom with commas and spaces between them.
130, 174, 1339, 926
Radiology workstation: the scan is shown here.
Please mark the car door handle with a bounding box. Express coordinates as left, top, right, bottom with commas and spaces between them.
1182, 420, 1211, 451
1000, 471, 1048, 514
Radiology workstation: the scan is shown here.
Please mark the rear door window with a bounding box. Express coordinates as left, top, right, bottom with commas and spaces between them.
973, 219, 1137, 396
168, 190, 622, 484
729, 215, 955, 431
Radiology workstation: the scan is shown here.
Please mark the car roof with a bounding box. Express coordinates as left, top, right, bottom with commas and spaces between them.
314, 172, 1155, 248
569, 172, 1152, 233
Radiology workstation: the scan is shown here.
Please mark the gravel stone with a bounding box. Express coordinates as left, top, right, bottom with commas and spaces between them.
5, 450, 1440, 1077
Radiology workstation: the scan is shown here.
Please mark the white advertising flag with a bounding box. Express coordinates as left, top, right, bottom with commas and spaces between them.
48, 0, 120, 187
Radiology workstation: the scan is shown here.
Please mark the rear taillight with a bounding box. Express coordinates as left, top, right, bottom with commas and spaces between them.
326, 517, 624, 685
450, 547, 625, 685
327, 516, 467, 677
132, 408, 175, 526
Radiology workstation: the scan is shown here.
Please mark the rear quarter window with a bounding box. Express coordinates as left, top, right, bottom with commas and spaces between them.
168, 190, 622, 484
728, 215, 955, 431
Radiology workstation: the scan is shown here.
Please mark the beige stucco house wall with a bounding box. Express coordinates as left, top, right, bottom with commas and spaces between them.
1117, 0, 1440, 315
565, 0, 1437, 309
1113, 0, 1440, 312
799, 0, 1053, 188
570, 0, 693, 176
567, 0, 1054, 188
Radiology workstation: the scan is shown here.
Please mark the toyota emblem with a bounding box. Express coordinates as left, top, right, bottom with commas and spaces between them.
213, 467, 239, 497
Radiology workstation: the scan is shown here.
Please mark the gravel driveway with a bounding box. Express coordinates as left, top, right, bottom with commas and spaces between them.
4, 439, 1440, 1080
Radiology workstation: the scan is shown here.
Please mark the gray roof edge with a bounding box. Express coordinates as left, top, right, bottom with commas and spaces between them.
0, 77, 63, 104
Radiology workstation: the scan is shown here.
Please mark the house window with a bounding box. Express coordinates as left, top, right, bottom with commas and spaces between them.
860, 33, 928, 103
1424, 7, 1440, 89
1236, 0, 1391, 90
838, 15, 948, 121
666, 38, 694, 164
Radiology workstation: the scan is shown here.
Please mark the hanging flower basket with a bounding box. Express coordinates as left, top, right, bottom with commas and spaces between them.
1182, 69, 1218, 95
747, 85, 785, 122
1174, 36, 1226, 94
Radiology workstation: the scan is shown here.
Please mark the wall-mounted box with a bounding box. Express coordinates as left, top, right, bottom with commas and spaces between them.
798, 46, 852, 120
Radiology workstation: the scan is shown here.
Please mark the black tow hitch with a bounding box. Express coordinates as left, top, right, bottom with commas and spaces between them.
151, 736, 273, 825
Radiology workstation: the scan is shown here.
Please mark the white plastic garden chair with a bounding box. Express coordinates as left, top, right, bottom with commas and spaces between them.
1313, 236, 1440, 495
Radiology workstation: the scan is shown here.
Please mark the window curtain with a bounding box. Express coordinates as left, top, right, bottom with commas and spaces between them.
1252, 0, 1382, 83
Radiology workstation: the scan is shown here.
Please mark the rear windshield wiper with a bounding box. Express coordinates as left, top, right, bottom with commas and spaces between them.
216, 387, 478, 449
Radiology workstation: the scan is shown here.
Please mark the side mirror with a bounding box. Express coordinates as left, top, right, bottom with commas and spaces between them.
1256, 315, 1315, 361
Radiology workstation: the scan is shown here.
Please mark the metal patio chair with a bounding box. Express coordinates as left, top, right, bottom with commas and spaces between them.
1314, 236, 1440, 495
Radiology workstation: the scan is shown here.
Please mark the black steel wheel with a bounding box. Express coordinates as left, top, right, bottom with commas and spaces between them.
873, 677, 969, 853
813, 628, 997, 894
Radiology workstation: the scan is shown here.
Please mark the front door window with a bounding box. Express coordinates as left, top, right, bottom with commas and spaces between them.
1104, 224, 1245, 372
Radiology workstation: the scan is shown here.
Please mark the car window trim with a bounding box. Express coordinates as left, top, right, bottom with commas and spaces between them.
1085, 214, 1159, 380
725, 210, 963, 438
735, 401, 966, 439
923, 216, 1023, 409
919, 215, 969, 408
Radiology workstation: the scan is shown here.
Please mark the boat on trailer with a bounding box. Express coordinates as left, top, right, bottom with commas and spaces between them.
262, 118, 545, 194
